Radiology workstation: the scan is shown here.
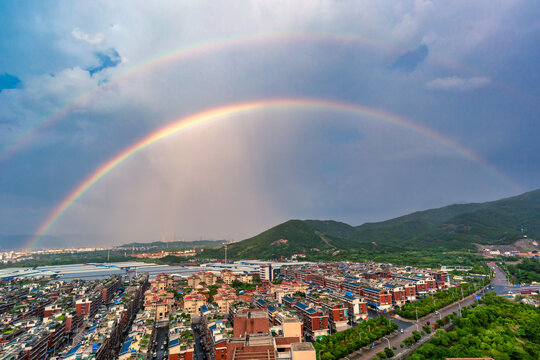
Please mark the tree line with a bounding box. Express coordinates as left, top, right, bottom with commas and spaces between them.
313, 315, 398, 360
409, 293, 540, 359
395, 278, 489, 320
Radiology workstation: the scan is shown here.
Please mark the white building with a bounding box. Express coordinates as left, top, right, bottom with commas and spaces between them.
260, 264, 272, 281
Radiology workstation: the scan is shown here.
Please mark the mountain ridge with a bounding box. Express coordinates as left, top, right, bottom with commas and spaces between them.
222, 188, 540, 259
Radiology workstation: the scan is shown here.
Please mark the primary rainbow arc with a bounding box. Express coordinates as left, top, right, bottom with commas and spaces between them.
25, 98, 519, 251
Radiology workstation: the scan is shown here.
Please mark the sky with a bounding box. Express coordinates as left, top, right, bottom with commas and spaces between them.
1, 1, 539, 248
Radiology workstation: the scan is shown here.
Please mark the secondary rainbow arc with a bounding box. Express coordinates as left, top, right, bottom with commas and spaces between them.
1, 32, 461, 161
25, 98, 519, 251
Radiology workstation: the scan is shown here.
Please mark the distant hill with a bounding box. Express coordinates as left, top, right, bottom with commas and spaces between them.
221, 189, 540, 259
224, 220, 354, 259
118, 239, 225, 249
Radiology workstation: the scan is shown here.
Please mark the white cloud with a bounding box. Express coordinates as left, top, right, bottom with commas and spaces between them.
72, 27, 105, 45
425, 76, 491, 91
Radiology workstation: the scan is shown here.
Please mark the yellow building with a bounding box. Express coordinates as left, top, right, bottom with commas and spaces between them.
187, 271, 218, 288
182, 291, 206, 315
221, 270, 236, 284
282, 317, 302, 338
144, 289, 175, 320
153, 273, 174, 290
237, 274, 253, 283
291, 343, 316, 360
213, 285, 238, 314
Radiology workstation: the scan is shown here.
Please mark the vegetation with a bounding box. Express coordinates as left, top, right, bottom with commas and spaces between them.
208, 284, 221, 303
403, 330, 423, 347
313, 316, 398, 360
504, 258, 540, 284
409, 293, 540, 359
202, 220, 354, 259
5, 190, 539, 267
395, 278, 489, 319
230, 280, 256, 292
200, 189, 540, 260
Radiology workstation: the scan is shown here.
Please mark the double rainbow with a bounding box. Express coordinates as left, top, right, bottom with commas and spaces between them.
25, 98, 519, 251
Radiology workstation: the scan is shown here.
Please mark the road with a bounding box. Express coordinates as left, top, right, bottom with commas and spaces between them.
367, 309, 413, 332
352, 284, 490, 359
352, 262, 540, 359
485, 261, 540, 295
155, 325, 169, 360
192, 318, 206, 360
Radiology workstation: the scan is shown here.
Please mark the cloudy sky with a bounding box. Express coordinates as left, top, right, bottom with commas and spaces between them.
1, 1, 539, 248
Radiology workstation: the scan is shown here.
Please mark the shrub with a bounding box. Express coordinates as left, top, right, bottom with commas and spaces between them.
384, 347, 394, 357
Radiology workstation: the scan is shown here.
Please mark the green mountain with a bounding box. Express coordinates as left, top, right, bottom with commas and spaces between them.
222, 189, 540, 259
223, 220, 354, 259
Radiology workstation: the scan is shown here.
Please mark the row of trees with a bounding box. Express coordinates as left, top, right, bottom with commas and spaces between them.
504, 258, 540, 284
313, 316, 398, 360
305, 249, 492, 269
395, 278, 489, 320
409, 293, 540, 359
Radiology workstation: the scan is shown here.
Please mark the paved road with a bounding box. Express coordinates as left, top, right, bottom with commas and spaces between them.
155, 325, 169, 360
192, 319, 206, 360
367, 309, 413, 331
354, 263, 539, 359
352, 284, 490, 360
485, 261, 540, 295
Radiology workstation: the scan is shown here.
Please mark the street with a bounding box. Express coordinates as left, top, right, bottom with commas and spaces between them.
192, 319, 206, 360
155, 325, 169, 360
367, 309, 413, 332
485, 261, 539, 294
352, 282, 492, 359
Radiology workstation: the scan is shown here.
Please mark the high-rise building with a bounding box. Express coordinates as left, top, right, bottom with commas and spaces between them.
260, 264, 272, 281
